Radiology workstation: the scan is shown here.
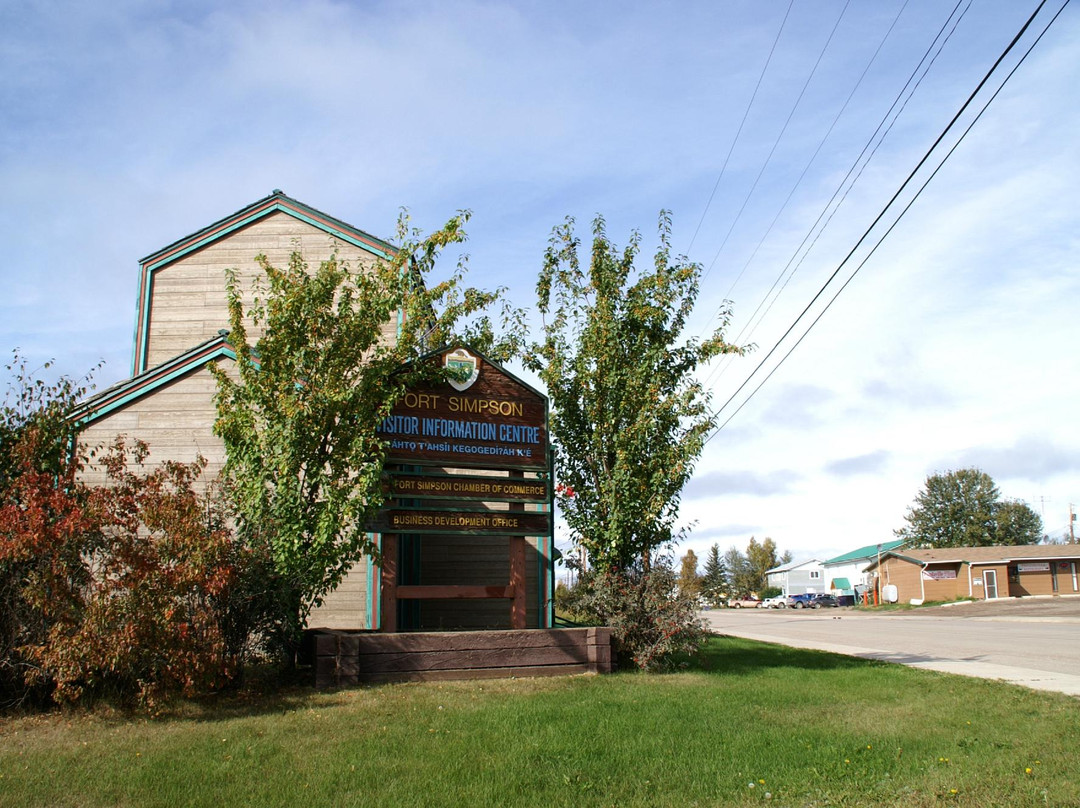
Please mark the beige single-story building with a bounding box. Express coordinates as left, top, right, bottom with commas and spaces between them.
865, 544, 1080, 604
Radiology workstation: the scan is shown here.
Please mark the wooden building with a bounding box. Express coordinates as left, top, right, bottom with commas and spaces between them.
75, 191, 559, 637
865, 545, 1080, 604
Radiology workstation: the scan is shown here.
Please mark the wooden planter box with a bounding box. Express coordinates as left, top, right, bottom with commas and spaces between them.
305, 627, 612, 687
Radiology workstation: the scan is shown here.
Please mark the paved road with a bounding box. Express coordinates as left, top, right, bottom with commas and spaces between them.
701, 597, 1080, 696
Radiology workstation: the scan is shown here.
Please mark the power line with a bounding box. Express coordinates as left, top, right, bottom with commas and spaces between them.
686, 0, 795, 257
702, 0, 969, 388
704, 0, 1066, 442
702, 0, 853, 287
715, 0, 913, 309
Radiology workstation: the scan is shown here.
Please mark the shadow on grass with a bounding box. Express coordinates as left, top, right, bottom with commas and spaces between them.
689, 635, 888, 677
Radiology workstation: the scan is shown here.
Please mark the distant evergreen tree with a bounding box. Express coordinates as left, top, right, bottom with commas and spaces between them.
701, 543, 727, 605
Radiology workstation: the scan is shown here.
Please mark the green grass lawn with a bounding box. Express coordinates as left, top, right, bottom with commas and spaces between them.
2, 637, 1077, 807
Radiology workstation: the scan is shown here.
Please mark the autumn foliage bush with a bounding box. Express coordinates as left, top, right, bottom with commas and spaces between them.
1, 356, 266, 708
559, 560, 707, 671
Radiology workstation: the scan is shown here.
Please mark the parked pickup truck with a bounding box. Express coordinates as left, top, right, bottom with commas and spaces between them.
726, 596, 762, 609
784, 593, 817, 609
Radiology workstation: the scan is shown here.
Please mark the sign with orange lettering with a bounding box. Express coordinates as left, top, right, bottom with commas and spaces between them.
382, 509, 551, 536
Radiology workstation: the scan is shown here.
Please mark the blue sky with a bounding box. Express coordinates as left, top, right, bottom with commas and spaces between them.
2, 0, 1078, 563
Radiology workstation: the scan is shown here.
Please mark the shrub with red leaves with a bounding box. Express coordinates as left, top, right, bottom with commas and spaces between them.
1, 355, 265, 708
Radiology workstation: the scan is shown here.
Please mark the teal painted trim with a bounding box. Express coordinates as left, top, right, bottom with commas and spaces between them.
274, 206, 396, 261
134, 269, 155, 374
365, 534, 377, 630
536, 536, 546, 628
130, 270, 147, 376
143, 202, 392, 275
372, 534, 382, 630
77, 344, 237, 426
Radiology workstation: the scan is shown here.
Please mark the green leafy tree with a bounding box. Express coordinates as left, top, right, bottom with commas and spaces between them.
701, 543, 727, 605
993, 498, 1044, 545
211, 212, 522, 648
896, 468, 1042, 548
745, 536, 780, 593
678, 549, 701, 600
526, 212, 745, 572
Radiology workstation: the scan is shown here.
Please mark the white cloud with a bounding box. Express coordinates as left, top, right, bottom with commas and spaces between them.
2, 0, 1078, 562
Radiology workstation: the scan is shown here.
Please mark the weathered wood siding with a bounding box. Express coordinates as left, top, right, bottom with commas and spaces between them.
78, 360, 230, 489
309, 561, 372, 629
144, 211, 390, 370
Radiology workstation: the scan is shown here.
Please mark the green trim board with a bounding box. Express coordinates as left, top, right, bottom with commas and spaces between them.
139, 190, 396, 267
75, 336, 236, 427
824, 539, 908, 565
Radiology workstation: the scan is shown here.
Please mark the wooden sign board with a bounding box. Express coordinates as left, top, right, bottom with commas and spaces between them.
390, 473, 549, 503
383, 508, 551, 536
377, 347, 548, 470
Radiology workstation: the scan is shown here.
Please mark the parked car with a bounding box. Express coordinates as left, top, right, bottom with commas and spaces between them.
760, 595, 787, 609
726, 596, 762, 609
810, 593, 840, 608
785, 593, 816, 609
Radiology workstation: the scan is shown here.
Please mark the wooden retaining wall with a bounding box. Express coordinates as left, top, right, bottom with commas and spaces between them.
305, 627, 613, 688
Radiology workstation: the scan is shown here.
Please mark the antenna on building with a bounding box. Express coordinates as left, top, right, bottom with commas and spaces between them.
1037, 495, 1051, 517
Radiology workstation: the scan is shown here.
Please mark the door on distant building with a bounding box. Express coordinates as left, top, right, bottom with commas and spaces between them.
984, 570, 999, 599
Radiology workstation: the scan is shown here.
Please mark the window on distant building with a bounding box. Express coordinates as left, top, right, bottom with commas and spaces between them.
809, 571, 821, 579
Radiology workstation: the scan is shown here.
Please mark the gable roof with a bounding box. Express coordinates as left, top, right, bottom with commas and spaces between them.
74, 334, 236, 427
765, 559, 821, 575
139, 189, 396, 270
132, 190, 397, 375
824, 539, 908, 566
867, 544, 1080, 570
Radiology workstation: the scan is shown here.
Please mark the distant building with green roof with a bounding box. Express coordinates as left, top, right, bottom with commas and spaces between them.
822, 539, 909, 597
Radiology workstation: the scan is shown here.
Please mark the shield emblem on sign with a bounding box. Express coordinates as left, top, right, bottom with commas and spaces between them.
444, 348, 480, 391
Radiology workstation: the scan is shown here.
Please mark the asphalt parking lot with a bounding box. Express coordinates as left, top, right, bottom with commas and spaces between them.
701, 596, 1080, 696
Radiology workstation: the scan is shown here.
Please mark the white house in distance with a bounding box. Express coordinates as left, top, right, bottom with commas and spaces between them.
822, 539, 909, 599
765, 559, 825, 595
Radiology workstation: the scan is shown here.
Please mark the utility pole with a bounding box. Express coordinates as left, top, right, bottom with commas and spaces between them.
1070, 503, 1076, 544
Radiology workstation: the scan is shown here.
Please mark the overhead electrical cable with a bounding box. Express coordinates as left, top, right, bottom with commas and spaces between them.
702, 0, 853, 287
712, 0, 910, 303
702, 0, 971, 389
696, 0, 916, 362
704, 0, 1065, 442
685, 0, 795, 256
702, 0, 970, 391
